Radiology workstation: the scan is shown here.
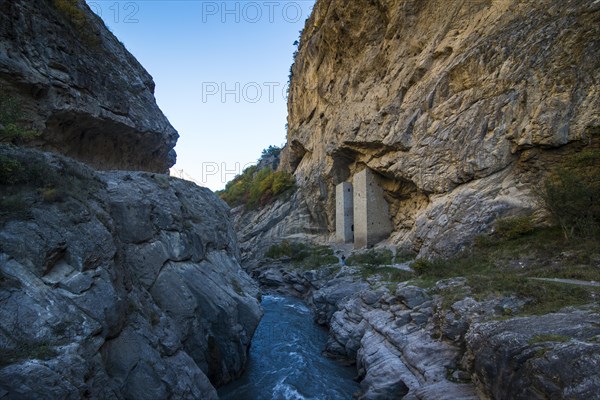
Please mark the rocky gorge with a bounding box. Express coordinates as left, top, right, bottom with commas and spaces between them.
224, 0, 600, 398
1, 0, 600, 399
250, 259, 600, 399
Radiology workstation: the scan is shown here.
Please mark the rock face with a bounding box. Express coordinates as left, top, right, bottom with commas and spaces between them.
0, 0, 178, 172
0, 147, 261, 399
466, 309, 600, 399
318, 278, 480, 399
232, 192, 327, 267
251, 262, 600, 400
282, 0, 600, 256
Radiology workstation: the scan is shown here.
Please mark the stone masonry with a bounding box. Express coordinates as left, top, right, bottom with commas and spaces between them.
336, 182, 354, 243
352, 169, 392, 248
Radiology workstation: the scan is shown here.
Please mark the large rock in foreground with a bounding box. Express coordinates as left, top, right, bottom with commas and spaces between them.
466, 309, 600, 399
0, 0, 178, 172
0, 146, 261, 399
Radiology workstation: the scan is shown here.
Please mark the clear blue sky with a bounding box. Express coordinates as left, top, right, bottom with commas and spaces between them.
86, 1, 315, 190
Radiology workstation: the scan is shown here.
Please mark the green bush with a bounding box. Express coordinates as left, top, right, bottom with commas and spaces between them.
395, 248, 417, 263
0, 147, 106, 222
0, 91, 39, 143
359, 265, 414, 282
217, 146, 296, 209
346, 249, 394, 266
261, 145, 281, 158
0, 155, 25, 185
265, 240, 308, 260
528, 334, 569, 345
0, 341, 56, 368
539, 147, 600, 240
494, 216, 535, 240
218, 166, 295, 210
265, 240, 337, 268
52, 0, 100, 46
0, 151, 53, 187
0, 195, 27, 217
41, 187, 65, 203
412, 258, 451, 278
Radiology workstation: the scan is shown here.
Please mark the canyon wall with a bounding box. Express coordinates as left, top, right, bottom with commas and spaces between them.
0, 1, 262, 397
0, 0, 177, 172
0, 147, 261, 399
282, 0, 600, 256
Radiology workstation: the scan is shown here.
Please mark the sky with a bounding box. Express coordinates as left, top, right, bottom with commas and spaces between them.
85, 0, 315, 190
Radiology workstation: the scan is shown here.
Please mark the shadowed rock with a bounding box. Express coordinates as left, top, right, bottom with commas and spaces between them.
0, 0, 178, 172
0, 147, 262, 399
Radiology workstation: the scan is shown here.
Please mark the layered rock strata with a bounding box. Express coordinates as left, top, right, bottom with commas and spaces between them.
0, 0, 178, 172
0, 147, 261, 399
282, 0, 600, 256
251, 263, 600, 399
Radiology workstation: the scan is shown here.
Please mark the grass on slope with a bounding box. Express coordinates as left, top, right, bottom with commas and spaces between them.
411, 224, 600, 315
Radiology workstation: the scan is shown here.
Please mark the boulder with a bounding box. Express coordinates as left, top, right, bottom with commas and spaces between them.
0, 147, 262, 398
0, 0, 177, 172
466, 308, 600, 399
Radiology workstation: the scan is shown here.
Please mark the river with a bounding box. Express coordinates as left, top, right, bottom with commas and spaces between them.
218, 295, 360, 400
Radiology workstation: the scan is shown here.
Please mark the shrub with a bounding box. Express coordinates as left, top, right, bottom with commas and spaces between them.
395, 249, 417, 263
302, 245, 339, 268
0, 91, 39, 143
217, 145, 296, 210
359, 265, 414, 282
412, 258, 450, 277
528, 334, 569, 345
0, 151, 56, 187
494, 216, 535, 240
265, 240, 308, 260
0, 155, 24, 185
0, 195, 27, 217
261, 145, 281, 158
52, 0, 100, 46
0, 341, 56, 368
41, 187, 65, 203
231, 279, 244, 296
265, 240, 337, 268
539, 147, 600, 240
218, 165, 295, 210
346, 249, 394, 266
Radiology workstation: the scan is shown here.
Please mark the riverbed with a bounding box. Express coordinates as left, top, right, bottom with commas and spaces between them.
218, 295, 359, 399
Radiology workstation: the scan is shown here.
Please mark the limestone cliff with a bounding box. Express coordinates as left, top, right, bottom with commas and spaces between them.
0, 147, 261, 399
0, 0, 177, 172
283, 0, 600, 256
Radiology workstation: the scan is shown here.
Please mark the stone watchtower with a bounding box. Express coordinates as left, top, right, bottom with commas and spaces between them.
336, 182, 354, 243
336, 168, 392, 248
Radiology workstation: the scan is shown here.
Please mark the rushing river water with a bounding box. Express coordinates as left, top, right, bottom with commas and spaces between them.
218, 295, 360, 400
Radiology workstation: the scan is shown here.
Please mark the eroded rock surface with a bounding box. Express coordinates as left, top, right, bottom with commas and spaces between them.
466, 309, 600, 400
282, 0, 600, 256
0, 147, 261, 399
252, 262, 600, 399
0, 0, 178, 172
232, 192, 324, 267
323, 280, 479, 400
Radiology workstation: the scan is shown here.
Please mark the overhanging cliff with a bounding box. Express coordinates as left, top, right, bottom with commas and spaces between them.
282, 0, 600, 256
0, 0, 178, 172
